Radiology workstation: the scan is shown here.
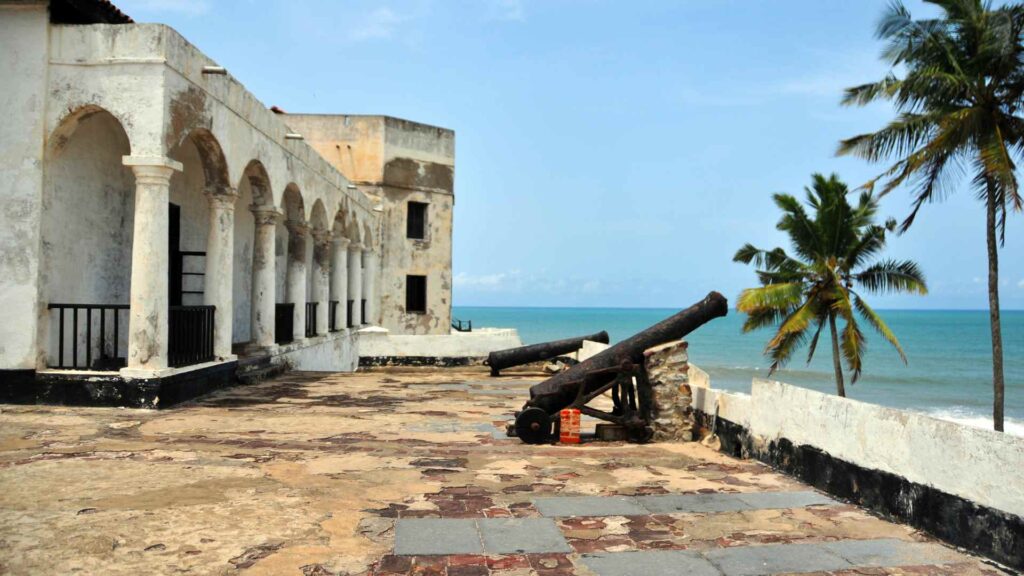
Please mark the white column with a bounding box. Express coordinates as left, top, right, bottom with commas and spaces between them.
362, 246, 378, 326
122, 156, 182, 372
286, 221, 308, 342
348, 243, 363, 326
250, 206, 280, 348
204, 190, 238, 360
330, 236, 349, 330
311, 230, 331, 336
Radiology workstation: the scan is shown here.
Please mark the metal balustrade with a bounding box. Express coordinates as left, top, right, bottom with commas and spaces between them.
47, 303, 129, 370
275, 303, 294, 345
305, 302, 318, 337
329, 301, 340, 332
167, 305, 215, 367
48, 303, 215, 370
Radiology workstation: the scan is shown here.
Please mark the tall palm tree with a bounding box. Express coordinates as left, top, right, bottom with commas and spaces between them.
734, 174, 928, 397
838, 0, 1023, 431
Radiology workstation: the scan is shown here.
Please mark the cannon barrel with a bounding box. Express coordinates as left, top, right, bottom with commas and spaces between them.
487, 330, 610, 376
525, 291, 728, 415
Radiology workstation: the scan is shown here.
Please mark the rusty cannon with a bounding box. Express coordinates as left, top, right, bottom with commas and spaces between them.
486, 330, 610, 376
509, 292, 728, 444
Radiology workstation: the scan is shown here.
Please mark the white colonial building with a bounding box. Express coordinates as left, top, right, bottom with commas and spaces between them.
0, 0, 519, 406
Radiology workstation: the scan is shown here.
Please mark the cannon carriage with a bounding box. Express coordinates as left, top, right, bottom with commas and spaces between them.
508, 292, 728, 444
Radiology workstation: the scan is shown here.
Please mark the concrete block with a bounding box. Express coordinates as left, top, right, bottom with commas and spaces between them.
581, 550, 720, 576
477, 518, 571, 554
532, 495, 647, 517
704, 541, 851, 575
393, 519, 482, 555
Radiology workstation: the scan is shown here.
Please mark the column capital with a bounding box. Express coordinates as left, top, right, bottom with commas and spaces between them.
122, 156, 182, 184
361, 244, 374, 254
251, 205, 283, 227
311, 228, 332, 246
332, 235, 351, 249
285, 219, 309, 237
122, 155, 183, 171
348, 242, 364, 252
206, 188, 239, 210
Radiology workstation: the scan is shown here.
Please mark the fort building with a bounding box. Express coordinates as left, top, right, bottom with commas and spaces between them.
0, 0, 518, 406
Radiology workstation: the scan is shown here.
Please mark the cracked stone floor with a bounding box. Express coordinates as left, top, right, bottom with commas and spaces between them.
0, 367, 1002, 575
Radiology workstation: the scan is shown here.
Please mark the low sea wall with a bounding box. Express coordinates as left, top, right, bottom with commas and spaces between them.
358, 327, 522, 367
690, 373, 1024, 569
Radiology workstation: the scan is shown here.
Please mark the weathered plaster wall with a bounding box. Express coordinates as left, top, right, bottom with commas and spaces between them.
357, 327, 521, 359
0, 3, 48, 369
689, 375, 1024, 518
278, 333, 358, 372
283, 114, 454, 336
750, 378, 1024, 518
39, 109, 135, 367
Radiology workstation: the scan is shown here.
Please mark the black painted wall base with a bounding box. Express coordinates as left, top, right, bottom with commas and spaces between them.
359, 356, 483, 368
693, 410, 1024, 570
0, 362, 239, 409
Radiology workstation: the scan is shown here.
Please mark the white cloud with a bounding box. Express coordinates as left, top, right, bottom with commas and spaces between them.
485, 0, 525, 22
349, 7, 405, 42
453, 271, 516, 289
117, 0, 209, 16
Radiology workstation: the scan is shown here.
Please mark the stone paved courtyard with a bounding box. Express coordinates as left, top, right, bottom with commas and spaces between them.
0, 368, 1002, 575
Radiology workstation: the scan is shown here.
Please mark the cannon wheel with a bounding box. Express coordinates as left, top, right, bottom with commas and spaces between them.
515, 407, 554, 444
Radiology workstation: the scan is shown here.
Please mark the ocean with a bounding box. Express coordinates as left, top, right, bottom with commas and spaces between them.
453, 306, 1024, 435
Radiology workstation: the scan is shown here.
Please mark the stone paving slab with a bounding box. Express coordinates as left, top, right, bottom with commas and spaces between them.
734, 490, 835, 509
478, 518, 572, 554
636, 492, 759, 514
582, 539, 963, 576
394, 518, 483, 556
702, 541, 852, 576
581, 549, 722, 576
823, 538, 964, 567
533, 495, 649, 517
535, 490, 834, 517
394, 518, 571, 556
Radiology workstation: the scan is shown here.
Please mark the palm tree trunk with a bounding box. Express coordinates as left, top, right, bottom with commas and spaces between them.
985, 184, 1005, 432
828, 313, 846, 398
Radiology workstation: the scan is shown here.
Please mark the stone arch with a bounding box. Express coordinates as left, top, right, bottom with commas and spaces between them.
281, 184, 305, 224
275, 184, 306, 308
167, 129, 226, 306
40, 105, 135, 369
173, 128, 231, 196
362, 221, 375, 251
231, 159, 276, 345
309, 200, 329, 234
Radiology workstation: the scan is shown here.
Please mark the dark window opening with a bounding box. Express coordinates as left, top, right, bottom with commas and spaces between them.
406, 275, 427, 314
407, 201, 428, 239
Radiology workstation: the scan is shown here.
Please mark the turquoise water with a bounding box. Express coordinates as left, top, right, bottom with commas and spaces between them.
453, 306, 1024, 432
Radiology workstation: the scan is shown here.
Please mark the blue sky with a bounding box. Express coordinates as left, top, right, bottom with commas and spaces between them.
119, 0, 1024, 309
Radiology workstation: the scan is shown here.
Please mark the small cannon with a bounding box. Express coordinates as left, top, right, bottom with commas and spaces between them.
510, 292, 728, 444
486, 330, 610, 376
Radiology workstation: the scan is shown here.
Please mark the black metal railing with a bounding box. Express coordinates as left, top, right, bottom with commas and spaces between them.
48, 303, 129, 370
329, 301, 340, 332
346, 300, 354, 328
305, 302, 318, 337
168, 305, 215, 367
452, 318, 473, 332
361, 299, 367, 326
275, 303, 294, 345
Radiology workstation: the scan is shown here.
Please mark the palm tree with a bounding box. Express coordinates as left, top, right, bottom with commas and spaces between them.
838, 0, 1023, 431
734, 174, 928, 397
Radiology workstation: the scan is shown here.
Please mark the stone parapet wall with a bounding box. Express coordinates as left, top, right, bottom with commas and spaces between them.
643, 340, 693, 442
